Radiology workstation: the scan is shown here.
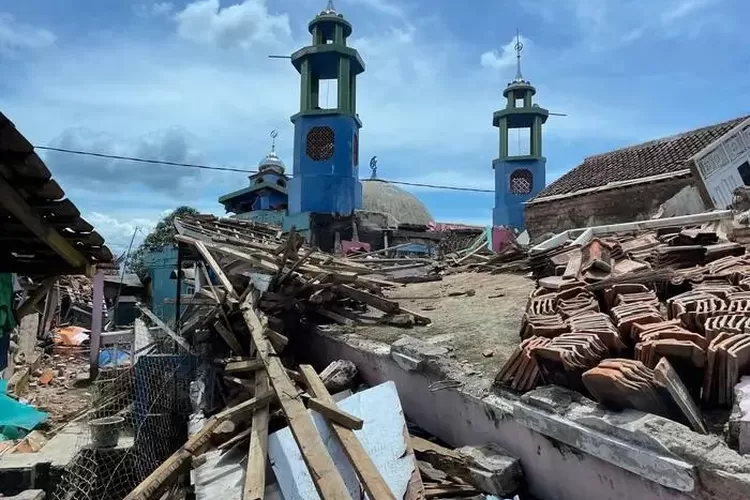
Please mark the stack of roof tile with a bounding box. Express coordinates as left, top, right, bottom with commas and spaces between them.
703, 332, 750, 407
653, 245, 707, 269
582, 359, 671, 415
704, 314, 750, 343
520, 314, 568, 339
494, 336, 551, 392
531, 333, 609, 393
568, 312, 626, 353
582, 358, 707, 433
610, 301, 665, 343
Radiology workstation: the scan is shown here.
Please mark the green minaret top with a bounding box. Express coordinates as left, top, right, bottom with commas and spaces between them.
493, 30, 549, 160
290, 0, 365, 120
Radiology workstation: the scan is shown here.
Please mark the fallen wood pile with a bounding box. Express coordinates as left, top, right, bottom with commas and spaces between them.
125, 215, 519, 499
496, 223, 750, 436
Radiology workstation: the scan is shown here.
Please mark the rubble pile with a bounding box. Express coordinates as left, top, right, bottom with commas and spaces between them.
496, 221, 750, 437
124, 215, 521, 500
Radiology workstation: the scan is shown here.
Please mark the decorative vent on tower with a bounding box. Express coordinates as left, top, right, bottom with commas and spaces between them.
306, 126, 335, 161
509, 168, 533, 195
352, 133, 359, 166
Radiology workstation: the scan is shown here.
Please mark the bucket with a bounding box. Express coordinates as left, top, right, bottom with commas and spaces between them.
90, 416, 124, 448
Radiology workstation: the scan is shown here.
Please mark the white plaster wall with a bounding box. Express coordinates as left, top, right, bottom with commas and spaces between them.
307, 333, 693, 500
694, 119, 750, 209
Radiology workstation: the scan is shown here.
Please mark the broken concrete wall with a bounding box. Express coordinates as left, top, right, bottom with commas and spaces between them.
308, 330, 750, 500
525, 177, 694, 237
652, 185, 707, 219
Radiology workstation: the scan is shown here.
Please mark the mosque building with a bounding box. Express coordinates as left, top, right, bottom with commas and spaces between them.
217, 1, 440, 254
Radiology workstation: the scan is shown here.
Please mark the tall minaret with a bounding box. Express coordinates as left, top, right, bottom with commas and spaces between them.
288, 0, 366, 215
492, 31, 548, 230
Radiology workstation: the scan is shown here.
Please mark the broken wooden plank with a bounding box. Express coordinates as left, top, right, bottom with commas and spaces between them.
334, 284, 400, 314
299, 364, 396, 500
244, 371, 271, 500
136, 303, 194, 355
224, 359, 264, 374
240, 295, 351, 500
193, 240, 239, 300
307, 397, 364, 430
213, 320, 246, 355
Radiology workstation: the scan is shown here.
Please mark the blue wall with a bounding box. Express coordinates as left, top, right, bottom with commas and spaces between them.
493, 157, 547, 229
143, 247, 190, 324
289, 114, 362, 215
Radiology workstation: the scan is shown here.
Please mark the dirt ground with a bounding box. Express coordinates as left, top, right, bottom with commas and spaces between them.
351, 271, 534, 379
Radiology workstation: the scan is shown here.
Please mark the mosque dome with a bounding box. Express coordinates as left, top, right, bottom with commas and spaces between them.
258, 151, 286, 174
361, 179, 433, 226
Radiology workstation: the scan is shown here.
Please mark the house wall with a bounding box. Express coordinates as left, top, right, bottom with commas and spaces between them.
143, 247, 190, 324
524, 177, 694, 237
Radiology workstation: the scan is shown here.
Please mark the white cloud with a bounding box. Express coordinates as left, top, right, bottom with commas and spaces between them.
0, 13, 55, 55
84, 212, 157, 256
480, 36, 528, 70
135, 2, 175, 18
344, 0, 405, 18
175, 0, 291, 48
523, 0, 723, 49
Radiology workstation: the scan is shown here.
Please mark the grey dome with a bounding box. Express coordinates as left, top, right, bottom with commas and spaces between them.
258, 152, 285, 174
361, 179, 433, 226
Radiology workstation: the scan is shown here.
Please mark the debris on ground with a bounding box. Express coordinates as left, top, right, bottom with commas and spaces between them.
118, 215, 529, 500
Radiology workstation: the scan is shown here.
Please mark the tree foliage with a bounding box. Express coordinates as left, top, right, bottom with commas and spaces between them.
127, 206, 199, 278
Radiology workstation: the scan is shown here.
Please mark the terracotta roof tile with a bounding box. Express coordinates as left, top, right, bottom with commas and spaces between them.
536, 115, 749, 198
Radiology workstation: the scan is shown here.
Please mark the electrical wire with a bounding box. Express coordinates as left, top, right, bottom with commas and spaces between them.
35, 145, 495, 193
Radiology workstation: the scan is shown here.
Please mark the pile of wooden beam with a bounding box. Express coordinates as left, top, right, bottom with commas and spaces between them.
124, 215, 443, 499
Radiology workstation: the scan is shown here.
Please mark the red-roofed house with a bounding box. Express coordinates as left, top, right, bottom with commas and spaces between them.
525, 115, 750, 236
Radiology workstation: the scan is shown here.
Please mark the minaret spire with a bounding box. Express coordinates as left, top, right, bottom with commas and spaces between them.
270, 129, 278, 153
324, 0, 336, 14
513, 28, 524, 83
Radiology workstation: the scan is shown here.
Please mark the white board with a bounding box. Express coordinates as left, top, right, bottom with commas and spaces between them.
268, 381, 414, 500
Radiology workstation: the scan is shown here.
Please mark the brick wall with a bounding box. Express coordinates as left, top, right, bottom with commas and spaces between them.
524, 177, 695, 237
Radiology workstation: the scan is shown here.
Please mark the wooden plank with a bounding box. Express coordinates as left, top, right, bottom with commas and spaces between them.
213, 319, 246, 355
16, 276, 56, 319
307, 397, 364, 430
240, 295, 351, 500
299, 364, 396, 500
244, 371, 271, 500
136, 303, 194, 355
193, 240, 239, 300
89, 270, 104, 380
334, 284, 400, 314
224, 358, 264, 374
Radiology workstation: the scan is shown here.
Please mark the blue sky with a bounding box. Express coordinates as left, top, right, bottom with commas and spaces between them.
1, 0, 748, 255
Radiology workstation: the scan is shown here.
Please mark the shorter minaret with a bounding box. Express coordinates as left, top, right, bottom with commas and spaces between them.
491, 31, 549, 230
218, 130, 289, 216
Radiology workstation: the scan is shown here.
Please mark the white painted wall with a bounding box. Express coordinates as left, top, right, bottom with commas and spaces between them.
692, 118, 750, 209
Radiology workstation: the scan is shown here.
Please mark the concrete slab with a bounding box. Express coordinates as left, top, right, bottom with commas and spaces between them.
456, 443, 522, 497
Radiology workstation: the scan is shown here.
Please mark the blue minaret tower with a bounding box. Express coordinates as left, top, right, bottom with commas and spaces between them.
492, 32, 548, 230
288, 0, 365, 215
